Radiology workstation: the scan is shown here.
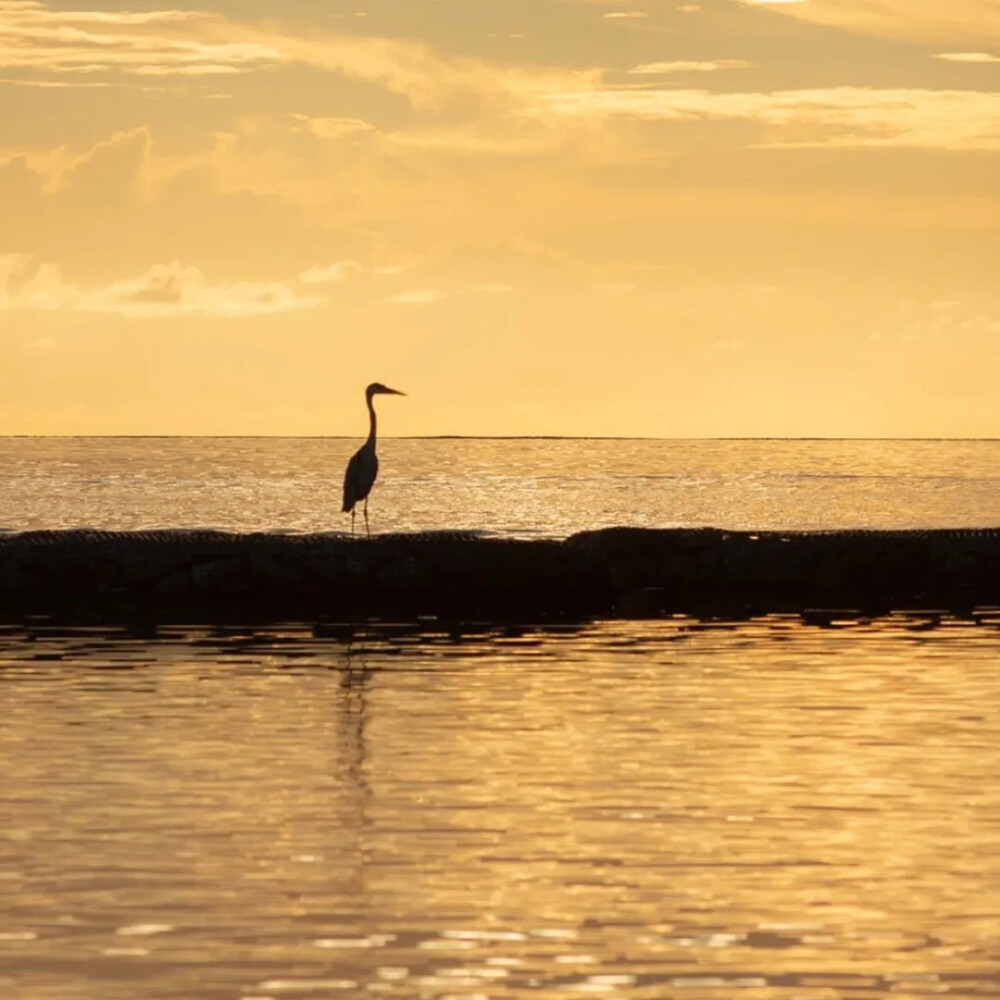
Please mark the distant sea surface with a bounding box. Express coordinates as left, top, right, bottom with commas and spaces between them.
2, 436, 1000, 535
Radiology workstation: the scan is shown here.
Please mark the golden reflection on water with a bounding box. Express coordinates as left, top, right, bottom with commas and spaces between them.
2, 618, 1000, 999
4, 437, 1000, 534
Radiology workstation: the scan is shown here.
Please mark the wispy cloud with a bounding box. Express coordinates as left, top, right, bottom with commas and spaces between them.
290, 115, 376, 140
387, 288, 447, 305
0, 0, 283, 79
387, 284, 513, 305
628, 60, 752, 74
298, 260, 362, 284
1, 1, 602, 108
737, 0, 1000, 45
0, 75, 112, 88
91, 261, 322, 317
235, 28, 599, 111
534, 86, 1000, 150
0, 255, 324, 317
935, 52, 1000, 63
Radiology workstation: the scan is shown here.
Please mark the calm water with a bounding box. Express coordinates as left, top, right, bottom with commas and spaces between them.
1, 437, 1000, 535
3, 618, 1000, 999
3, 439, 1000, 999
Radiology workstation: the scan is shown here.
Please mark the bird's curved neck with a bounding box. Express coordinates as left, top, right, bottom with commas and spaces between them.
365, 392, 377, 445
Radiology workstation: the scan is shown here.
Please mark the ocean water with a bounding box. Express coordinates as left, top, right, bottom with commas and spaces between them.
1, 436, 1000, 535
4, 618, 1000, 1000
3, 438, 1000, 1000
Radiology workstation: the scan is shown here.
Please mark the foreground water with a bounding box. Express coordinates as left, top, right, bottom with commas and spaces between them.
2, 437, 1000, 535
3, 617, 1000, 1000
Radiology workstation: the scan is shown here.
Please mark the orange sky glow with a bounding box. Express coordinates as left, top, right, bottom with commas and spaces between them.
1, 0, 998, 436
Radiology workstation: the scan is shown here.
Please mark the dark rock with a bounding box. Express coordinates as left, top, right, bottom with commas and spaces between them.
1, 527, 1000, 624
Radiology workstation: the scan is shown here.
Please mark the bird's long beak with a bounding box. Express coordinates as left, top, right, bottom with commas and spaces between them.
385, 387, 406, 396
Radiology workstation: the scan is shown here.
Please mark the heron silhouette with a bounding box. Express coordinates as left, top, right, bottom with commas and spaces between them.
342, 382, 405, 537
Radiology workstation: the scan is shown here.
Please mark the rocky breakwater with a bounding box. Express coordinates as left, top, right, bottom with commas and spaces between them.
0, 527, 998, 623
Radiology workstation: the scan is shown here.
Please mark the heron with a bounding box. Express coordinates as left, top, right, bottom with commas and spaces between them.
342, 382, 405, 537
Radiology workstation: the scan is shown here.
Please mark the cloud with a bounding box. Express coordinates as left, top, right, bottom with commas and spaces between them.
0, 75, 112, 88
0, 1, 284, 80
737, 0, 1000, 45
386, 284, 513, 305
0, 255, 324, 317
628, 60, 752, 74
94, 262, 323, 317
298, 260, 362, 284
0, 253, 77, 309
387, 288, 446, 305
0, 0, 599, 111
233, 28, 598, 111
1, 4, 201, 26
290, 115, 376, 140
935, 52, 1000, 63
533, 86, 1000, 150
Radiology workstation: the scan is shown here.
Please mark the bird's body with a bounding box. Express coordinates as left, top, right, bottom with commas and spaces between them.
341, 446, 378, 516
342, 382, 405, 536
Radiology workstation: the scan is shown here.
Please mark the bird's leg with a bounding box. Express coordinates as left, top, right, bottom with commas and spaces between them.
351, 509, 356, 537
364, 496, 370, 538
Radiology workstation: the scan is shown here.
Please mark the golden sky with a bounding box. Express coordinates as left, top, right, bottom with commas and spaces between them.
1, 0, 998, 436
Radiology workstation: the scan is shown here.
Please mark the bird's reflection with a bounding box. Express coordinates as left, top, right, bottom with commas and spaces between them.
308, 630, 380, 964
338, 631, 374, 799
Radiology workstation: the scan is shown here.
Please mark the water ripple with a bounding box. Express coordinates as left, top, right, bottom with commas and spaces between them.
3, 618, 1000, 998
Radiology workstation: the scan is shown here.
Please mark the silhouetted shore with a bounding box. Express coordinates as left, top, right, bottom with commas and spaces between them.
2, 527, 999, 624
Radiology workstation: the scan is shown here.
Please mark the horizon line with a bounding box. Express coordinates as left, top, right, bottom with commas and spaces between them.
3, 435, 1000, 443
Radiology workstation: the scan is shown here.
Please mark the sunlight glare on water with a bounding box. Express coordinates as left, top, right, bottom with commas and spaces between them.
3, 617, 1000, 999
2, 437, 1000, 535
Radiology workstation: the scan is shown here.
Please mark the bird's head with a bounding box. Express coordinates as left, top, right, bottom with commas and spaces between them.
366, 382, 406, 398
